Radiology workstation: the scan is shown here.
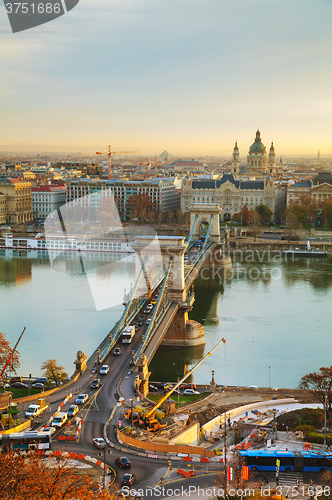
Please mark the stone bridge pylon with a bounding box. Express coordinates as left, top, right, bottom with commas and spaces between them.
189, 204, 221, 243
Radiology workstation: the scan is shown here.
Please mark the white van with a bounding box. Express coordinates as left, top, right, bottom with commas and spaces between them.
51, 412, 68, 428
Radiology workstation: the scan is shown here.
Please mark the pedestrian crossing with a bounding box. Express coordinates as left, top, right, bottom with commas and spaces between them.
277, 471, 304, 486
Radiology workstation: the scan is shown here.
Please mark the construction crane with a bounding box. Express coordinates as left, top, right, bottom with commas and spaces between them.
125, 338, 226, 431
96, 145, 139, 180
0, 327, 26, 381
139, 158, 153, 179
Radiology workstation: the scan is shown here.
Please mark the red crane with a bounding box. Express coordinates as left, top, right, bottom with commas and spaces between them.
96, 145, 139, 180
139, 158, 153, 179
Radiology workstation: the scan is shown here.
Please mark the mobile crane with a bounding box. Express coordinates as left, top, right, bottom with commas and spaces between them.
125, 338, 226, 432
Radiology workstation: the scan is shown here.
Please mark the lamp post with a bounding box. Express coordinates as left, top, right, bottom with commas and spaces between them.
324, 395, 327, 450
130, 398, 133, 437
98, 446, 111, 489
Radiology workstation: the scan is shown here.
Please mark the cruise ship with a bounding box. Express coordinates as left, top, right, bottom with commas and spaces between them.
0, 233, 134, 253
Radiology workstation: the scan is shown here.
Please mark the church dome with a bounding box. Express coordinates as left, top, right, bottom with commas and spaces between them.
249, 130, 266, 154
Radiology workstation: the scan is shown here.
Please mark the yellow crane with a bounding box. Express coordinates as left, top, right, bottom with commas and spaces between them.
96, 145, 139, 180
126, 338, 226, 431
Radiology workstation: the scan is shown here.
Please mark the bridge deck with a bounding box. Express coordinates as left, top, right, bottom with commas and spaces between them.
144, 303, 179, 364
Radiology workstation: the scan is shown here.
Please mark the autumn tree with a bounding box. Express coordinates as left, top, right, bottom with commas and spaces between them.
321, 199, 332, 229
241, 204, 250, 225
283, 210, 300, 241
248, 210, 261, 241
0, 451, 118, 500
41, 359, 68, 385
298, 366, 332, 416
255, 204, 273, 225
127, 193, 155, 221
284, 203, 309, 225
0, 332, 20, 381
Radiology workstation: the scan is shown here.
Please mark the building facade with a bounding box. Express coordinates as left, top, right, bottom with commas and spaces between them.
181, 174, 275, 219
0, 192, 6, 224
66, 178, 180, 219
0, 179, 33, 223
286, 172, 332, 207
31, 186, 66, 219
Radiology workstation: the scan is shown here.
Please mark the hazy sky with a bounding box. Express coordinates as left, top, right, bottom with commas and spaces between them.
1, 0, 332, 156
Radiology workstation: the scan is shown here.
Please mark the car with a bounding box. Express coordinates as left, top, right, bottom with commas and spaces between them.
148, 384, 158, 392
146, 304, 153, 310
100, 365, 110, 375
67, 405, 79, 417
51, 412, 68, 428
43, 426, 57, 435
91, 379, 101, 389
93, 437, 106, 448
183, 389, 200, 395
247, 385, 258, 389
164, 387, 179, 395
33, 377, 47, 384
76, 394, 88, 404
143, 308, 150, 314
146, 318, 152, 325
115, 456, 131, 468
138, 315, 145, 320
137, 320, 143, 327
31, 382, 44, 389
150, 299, 157, 305
114, 347, 121, 356
121, 473, 136, 486
11, 382, 28, 389
181, 383, 197, 390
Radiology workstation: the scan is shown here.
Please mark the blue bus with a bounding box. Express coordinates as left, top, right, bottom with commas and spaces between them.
237, 449, 332, 473
0, 431, 52, 452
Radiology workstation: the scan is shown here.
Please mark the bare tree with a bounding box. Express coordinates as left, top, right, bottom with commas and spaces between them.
248, 210, 261, 241
299, 366, 332, 416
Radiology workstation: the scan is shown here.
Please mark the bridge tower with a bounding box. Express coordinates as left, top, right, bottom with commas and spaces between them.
189, 204, 220, 243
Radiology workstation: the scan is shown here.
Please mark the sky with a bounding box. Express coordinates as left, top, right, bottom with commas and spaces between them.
1, 0, 332, 157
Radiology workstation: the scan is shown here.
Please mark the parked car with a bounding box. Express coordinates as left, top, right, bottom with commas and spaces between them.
114, 347, 121, 356
150, 299, 157, 305
121, 474, 136, 486
67, 405, 79, 417
115, 456, 131, 468
33, 377, 48, 384
143, 308, 150, 314
100, 365, 110, 375
31, 382, 44, 389
146, 318, 152, 325
183, 389, 200, 395
146, 304, 153, 310
76, 394, 88, 404
93, 437, 106, 448
148, 384, 158, 392
11, 382, 28, 389
181, 383, 197, 390
91, 379, 101, 389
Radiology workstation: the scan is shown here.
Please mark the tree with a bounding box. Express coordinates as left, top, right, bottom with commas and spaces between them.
0, 332, 20, 380
283, 210, 300, 241
241, 204, 250, 225
127, 193, 155, 222
298, 366, 332, 416
321, 199, 332, 229
41, 359, 68, 385
248, 210, 261, 241
0, 451, 118, 500
255, 204, 273, 225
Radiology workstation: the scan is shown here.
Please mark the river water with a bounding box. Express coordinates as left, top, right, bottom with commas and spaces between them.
1, 249, 332, 388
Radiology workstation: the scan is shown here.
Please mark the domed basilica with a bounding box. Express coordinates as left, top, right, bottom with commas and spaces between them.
231, 129, 276, 177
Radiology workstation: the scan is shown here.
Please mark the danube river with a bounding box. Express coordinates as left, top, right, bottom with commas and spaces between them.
1, 249, 332, 388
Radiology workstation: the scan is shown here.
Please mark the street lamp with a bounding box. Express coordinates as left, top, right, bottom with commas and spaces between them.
130, 398, 134, 437
324, 395, 327, 450
98, 446, 112, 489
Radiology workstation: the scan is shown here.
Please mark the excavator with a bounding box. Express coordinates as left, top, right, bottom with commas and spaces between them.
124, 338, 226, 432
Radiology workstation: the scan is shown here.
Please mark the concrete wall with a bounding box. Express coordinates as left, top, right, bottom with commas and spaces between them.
117, 428, 214, 457
202, 398, 297, 435
169, 421, 199, 446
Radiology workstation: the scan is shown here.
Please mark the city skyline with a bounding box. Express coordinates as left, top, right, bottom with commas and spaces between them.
1, 0, 332, 155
